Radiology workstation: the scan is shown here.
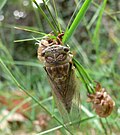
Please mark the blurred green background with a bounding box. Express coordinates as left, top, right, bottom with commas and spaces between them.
0, 0, 120, 134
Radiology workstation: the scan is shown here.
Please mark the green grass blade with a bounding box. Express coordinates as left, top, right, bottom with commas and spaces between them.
36, 116, 95, 135
0, 58, 74, 135
81, 105, 103, 131
52, 0, 62, 33
92, 0, 107, 63
0, 0, 7, 10
32, 2, 44, 32
3, 60, 43, 68
23, 97, 53, 112
42, 0, 60, 32
66, 0, 82, 31
73, 58, 95, 94
0, 40, 26, 84
62, 0, 92, 43
92, 1, 116, 21
87, 6, 101, 30
0, 24, 45, 34
14, 26, 46, 34
14, 37, 43, 43
32, 0, 57, 35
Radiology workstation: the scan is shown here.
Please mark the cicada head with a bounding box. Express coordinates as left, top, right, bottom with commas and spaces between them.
41, 45, 72, 66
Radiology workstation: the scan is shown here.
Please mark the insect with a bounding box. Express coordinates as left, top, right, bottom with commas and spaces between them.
37, 36, 80, 123
87, 82, 115, 117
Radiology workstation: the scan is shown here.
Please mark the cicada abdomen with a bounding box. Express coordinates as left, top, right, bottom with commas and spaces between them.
37, 39, 80, 124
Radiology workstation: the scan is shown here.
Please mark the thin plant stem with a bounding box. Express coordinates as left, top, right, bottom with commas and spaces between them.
14, 37, 43, 43
73, 58, 95, 94
52, 0, 62, 33
67, 0, 82, 30
92, 0, 107, 64
99, 118, 108, 135
63, 0, 92, 43
14, 26, 46, 34
36, 116, 95, 135
0, 58, 74, 135
33, 0, 57, 35
42, 0, 60, 32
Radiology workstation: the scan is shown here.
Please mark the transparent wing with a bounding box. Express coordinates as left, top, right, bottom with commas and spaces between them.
45, 65, 81, 131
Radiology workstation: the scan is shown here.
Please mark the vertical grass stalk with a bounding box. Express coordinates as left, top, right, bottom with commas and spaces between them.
33, 0, 57, 35
0, 58, 73, 135
92, 0, 107, 63
63, 0, 92, 43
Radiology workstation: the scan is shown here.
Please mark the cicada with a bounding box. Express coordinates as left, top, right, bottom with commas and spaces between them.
37, 36, 80, 124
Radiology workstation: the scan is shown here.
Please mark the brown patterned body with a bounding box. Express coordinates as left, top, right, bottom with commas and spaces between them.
38, 44, 76, 113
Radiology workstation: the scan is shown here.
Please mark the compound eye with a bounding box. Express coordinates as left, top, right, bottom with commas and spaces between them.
57, 54, 66, 61
45, 56, 54, 63
64, 47, 69, 52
